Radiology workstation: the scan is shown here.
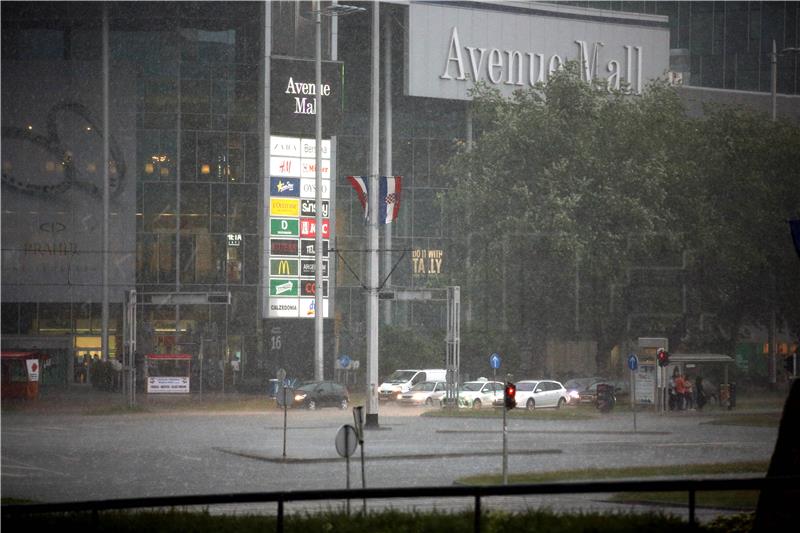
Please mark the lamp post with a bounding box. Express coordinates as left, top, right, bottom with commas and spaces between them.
312, 2, 365, 381
770, 40, 800, 122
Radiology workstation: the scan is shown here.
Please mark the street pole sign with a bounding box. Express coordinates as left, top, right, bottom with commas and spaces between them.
489, 352, 501, 369
627, 354, 638, 432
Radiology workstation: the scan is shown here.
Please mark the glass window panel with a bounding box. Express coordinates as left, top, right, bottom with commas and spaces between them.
180, 183, 210, 232
181, 79, 210, 114
243, 134, 259, 183
158, 233, 176, 284
197, 132, 226, 182
143, 183, 176, 232
2, 303, 19, 335
228, 184, 257, 233
19, 303, 37, 334
138, 233, 158, 283
210, 184, 227, 233
243, 234, 258, 284
39, 303, 71, 334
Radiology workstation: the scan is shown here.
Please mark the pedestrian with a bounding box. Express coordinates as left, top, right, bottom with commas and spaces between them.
674, 371, 686, 410
696, 376, 707, 411
684, 376, 694, 410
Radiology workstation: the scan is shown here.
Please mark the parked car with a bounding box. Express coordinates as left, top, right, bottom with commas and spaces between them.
578, 379, 628, 404
458, 379, 503, 409
511, 380, 569, 410
290, 381, 349, 410
398, 381, 447, 406
564, 377, 607, 403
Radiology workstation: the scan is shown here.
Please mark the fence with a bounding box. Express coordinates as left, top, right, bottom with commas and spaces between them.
3, 476, 795, 532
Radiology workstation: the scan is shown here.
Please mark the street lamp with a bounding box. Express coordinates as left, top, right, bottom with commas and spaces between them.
770, 40, 800, 121
312, 1, 365, 381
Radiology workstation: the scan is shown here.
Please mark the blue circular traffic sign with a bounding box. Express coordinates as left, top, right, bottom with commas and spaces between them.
489, 352, 501, 369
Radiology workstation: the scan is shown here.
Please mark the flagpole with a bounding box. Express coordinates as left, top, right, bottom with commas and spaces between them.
365, 0, 380, 429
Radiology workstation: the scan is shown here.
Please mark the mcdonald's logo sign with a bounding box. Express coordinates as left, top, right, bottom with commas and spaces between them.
271, 259, 298, 276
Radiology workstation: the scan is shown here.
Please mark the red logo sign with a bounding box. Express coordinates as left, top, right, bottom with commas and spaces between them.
299, 218, 330, 238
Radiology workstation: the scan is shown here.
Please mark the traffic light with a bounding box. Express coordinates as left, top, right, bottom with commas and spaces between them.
657, 348, 670, 367
504, 382, 517, 410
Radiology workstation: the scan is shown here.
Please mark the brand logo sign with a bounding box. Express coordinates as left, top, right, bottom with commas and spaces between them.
270, 177, 300, 197
227, 233, 242, 247
301, 199, 329, 218
270, 218, 299, 237
300, 239, 328, 257
271, 259, 298, 276
270, 299, 300, 317
301, 279, 328, 297
270, 239, 299, 256
299, 297, 329, 318
300, 179, 330, 199
300, 218, 330, 239
270, 278, 299, 296
301, 259, 328, 277
270, 198, 300, 217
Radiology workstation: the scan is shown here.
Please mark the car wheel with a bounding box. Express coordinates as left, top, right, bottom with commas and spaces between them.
472, 399, 482, 410
557, 398, 566, 409
307, 399, 317, 410
339, 398, 348, 410
526, 398, 535, 411
425, 397, 433, 406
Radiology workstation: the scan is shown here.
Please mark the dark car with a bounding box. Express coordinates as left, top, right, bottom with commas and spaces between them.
291, 381, 349, 410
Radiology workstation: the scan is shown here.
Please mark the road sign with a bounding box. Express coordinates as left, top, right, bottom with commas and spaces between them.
489, 352, 501, 369
335, 424, 359, 458
338, 355, 352, 369
276, 368, 287, 382
627, 354, 639, 371
276, 386, 292, 407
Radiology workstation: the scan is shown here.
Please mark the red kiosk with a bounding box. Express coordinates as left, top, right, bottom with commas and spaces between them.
1, 351, 49, 399
145, 353, 192, 393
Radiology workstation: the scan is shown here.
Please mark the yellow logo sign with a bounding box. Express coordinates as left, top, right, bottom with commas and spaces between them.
271, 198, 300, 217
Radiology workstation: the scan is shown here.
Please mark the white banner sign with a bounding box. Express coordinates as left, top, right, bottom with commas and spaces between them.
147, 376, 190, 394
26, 359, 40, 382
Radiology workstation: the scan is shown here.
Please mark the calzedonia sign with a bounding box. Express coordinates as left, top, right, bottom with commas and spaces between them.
406, 3, 669, 100
271, 57, 344, 136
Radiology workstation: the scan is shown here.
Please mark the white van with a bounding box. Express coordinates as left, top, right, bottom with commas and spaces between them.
379, 369, 447, 401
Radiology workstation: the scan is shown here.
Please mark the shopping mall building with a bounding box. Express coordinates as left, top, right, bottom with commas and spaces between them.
2, 1, 799, 389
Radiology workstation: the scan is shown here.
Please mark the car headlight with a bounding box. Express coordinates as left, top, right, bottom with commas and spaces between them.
294, 393, 307, 401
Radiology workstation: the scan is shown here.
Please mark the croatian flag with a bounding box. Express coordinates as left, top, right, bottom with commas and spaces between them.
380, 176, 402, 225
346, 176, 402, 224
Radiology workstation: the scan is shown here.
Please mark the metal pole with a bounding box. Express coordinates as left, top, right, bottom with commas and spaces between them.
283, 387, 288, 458
771, 40, 777, 122
365, 0, 380, 429
101, 3, 110, 363
502, 401, 508, 485
382, 12, 393, 326
360, 440, 366, 514
314, 0, 324, 382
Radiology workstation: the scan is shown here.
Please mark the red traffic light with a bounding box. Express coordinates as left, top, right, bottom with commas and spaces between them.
504, 382, 517, 410
657, 348, 670, 367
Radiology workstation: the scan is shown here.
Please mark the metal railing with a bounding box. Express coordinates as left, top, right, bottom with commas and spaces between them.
3, 476, 794, 532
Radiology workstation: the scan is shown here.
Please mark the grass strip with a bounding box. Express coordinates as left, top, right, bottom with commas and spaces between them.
701, 413, 780, 427
458, 460, 769, 485
0, 507, 700, 532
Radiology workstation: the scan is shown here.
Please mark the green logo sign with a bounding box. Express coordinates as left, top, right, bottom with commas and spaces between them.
271, 218, 299, 236
270, 278, 299, 297
271, 259, 298, 276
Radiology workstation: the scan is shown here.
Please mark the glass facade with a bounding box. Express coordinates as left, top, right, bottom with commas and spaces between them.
564, 1, 800, 94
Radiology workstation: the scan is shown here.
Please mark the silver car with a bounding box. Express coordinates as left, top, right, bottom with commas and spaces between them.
398, 381, 447, 406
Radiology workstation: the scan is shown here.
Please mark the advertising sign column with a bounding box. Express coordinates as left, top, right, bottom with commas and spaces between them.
266, 136, 332, 319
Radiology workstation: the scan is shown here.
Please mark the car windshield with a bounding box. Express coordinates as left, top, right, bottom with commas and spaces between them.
386, 370, 416, 383
461, 382, 484, 391
411, 382, 435, 392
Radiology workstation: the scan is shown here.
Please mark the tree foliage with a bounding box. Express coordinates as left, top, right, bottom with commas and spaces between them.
443, 63, 800, 373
